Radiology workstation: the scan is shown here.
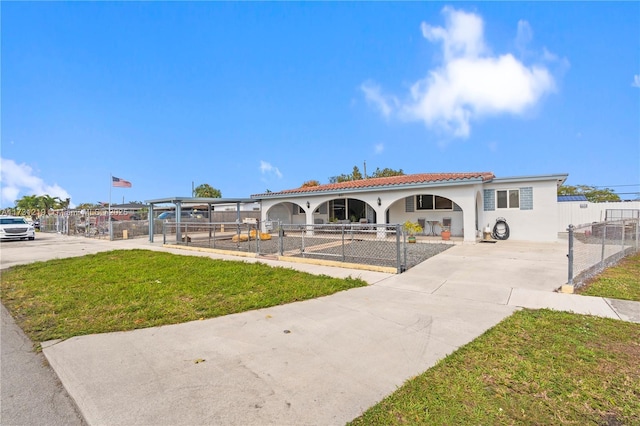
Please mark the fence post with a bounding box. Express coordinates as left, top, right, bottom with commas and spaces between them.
567, 224, 574, 286
621, 219, 625, 253
396, 226, 402, 273
636, 219, 640, 252
256, 225, 260, 255
404, 227, 408, 271
560, 224, 576, 293
162, 223, 166, 245
278, 225, 284, 256
600, 221, 607, 266
341, 225, 345, 262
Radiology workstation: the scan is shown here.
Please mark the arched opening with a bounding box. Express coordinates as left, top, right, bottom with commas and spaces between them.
386, 193, 464, 236
327, 198, 376, 223
328, 198, 376, 223
266, 202, 294, 224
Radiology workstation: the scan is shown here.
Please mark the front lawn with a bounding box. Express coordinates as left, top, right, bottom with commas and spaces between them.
577, 252, 640, 301
0, 249, 366, 342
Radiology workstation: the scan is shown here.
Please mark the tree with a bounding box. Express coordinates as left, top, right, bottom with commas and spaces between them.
558, 185, 620, 202
15, 195, 40, 210
329, 165, 404, 183
194, 183, 222, 198
15, 194, 61, 212
38, 195, 60, 211
329, 166, 363, 183
76, 202, 101, 210
370, 167, 404, 178
301, 180, 320, 188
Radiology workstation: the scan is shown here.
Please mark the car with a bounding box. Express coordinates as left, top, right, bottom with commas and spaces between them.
157, 211, 195, 220
0, 216, 36, 241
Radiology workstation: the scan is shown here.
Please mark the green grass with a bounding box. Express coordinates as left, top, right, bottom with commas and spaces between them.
577, 253, 640, 301
0, 249, 366, 342
349, 309, 640, 426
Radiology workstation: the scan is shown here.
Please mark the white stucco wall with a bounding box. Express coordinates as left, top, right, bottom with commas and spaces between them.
483, 180, 559, 242
557, 201, 640, 231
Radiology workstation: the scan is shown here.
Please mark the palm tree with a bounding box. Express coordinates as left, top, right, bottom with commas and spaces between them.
38, 195, 60, 212
16, 195, 40, 211
194, 184, 222, 198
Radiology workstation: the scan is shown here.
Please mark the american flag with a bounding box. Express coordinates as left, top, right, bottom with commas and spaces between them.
112, 176, 132, 188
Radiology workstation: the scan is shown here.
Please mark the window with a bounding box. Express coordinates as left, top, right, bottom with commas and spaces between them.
434, 196, 453, 210
497, 190, 519, 209
416, 195, 452, 210
416, 195, 433, 210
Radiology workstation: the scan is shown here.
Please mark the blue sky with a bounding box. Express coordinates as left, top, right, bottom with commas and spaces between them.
2, 2, 639, 207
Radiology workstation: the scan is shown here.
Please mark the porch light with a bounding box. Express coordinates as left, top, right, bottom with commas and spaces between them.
377, 197, 381, 206
306, 201, 310, 208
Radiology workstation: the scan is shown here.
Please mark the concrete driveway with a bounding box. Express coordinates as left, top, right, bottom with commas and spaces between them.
2, 233, 636, 425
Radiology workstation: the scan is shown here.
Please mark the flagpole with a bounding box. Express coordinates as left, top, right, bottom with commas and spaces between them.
109, 174, 112, 220
109, 174, 112, 240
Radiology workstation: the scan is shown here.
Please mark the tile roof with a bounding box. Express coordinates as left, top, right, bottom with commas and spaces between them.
253, 172, 495, 197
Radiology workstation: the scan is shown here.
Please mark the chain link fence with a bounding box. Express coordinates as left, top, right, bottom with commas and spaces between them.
37, 210, 261, 241
38, 215, 151, 240
163, 221, 452, 273
566, 218, 640, 288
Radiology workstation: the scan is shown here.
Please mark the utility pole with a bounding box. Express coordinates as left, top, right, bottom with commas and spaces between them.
363, 160, 367, 179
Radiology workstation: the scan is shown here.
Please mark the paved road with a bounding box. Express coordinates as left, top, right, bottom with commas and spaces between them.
1, 303, 86, 426
1, 236, 84, 425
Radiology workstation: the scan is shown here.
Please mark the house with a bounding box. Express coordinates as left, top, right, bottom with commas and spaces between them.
252, 172, 568, 243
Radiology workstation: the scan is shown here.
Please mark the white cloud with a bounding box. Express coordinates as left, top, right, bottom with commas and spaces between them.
421, 6, 487, 61
0, 157, 71, 207
374, 143, 384, 154
633, 74, 640, 88
259, 160, 282, 179
515, 20, 533, 54
361, 81, 395, 118
363, 7, 558, 139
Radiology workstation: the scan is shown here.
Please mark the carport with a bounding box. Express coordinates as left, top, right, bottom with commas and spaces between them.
145, 197, 257, 243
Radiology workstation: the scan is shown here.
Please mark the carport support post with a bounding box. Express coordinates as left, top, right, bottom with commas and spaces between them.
175, 202, 182, 244
148, 204, 155, 242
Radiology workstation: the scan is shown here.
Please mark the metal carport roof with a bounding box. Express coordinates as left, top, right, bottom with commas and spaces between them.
144, 197, 259, 243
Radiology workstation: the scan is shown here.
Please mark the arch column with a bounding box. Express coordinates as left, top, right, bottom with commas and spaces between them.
456, 194, 478, 243
374, 206, 388, 239
305, 208, 315, 236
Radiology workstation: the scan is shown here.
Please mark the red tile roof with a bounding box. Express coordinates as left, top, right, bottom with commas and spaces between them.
253, 172, 495, 197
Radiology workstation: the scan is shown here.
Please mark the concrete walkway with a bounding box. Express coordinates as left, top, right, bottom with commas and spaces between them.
2, 234, 639, 425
